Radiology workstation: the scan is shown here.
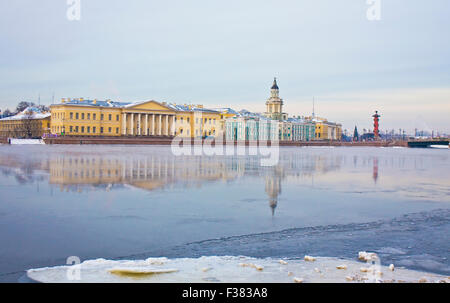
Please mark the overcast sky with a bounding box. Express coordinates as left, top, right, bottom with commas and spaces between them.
0, 0, 449, 133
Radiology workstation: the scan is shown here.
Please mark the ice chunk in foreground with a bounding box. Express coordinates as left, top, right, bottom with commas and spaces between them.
26, 256, 448, 283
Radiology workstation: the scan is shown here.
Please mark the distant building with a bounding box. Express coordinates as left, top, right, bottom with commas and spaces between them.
0, 107, 51, 138
304, 116, 342, 140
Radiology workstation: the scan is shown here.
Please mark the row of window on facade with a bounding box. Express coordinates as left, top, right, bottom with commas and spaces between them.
52, 125, 119, 134
176, 117, 217, 125
53, 112, 219, 125
177, 128, 216, 136
53, 112, 120, 121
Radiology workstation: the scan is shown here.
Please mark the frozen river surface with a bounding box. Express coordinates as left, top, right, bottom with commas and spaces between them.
0, 145, 448, 281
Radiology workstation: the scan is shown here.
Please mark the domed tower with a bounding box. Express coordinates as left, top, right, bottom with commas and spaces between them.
265, 78, 286, 121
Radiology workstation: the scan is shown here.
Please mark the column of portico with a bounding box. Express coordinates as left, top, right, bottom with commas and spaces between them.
130, 113, 134, 135
159, 115, 162, 136
171, 115, 175, 136
151, 114, 155, 135
122, 113, 127, 135
144, 114, 148, 136
137, 113, 141, 136
165, 115, 169, 136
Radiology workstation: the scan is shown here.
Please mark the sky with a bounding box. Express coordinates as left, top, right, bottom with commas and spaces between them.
0, 0, 449, 134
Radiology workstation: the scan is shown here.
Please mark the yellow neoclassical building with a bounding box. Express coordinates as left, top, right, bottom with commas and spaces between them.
50, 98, 223, 138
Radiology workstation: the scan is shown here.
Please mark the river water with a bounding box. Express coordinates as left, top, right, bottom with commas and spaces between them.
0, 145, 448, 281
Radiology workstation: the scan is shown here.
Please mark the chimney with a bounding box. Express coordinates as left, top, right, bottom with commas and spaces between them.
93, 99, 97, 104
79, 97, 84, 102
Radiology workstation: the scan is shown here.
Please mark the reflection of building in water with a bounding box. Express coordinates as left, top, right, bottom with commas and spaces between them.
48, 155, 243, 192
1, 149, 344, 216
373, 157, 379, 184
46, 152, 343, 215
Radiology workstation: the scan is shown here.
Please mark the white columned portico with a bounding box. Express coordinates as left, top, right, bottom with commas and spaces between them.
122, 113, 127, 135
130, 113, 134, 135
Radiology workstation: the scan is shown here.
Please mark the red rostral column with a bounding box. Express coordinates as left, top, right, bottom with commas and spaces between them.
372, 110, 381, 139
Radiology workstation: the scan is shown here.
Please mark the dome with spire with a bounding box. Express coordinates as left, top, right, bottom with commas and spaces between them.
271, 77, 279, 90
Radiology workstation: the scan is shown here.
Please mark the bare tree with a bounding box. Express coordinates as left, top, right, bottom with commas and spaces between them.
16, 101, 35, 114
22, 110, 36, 138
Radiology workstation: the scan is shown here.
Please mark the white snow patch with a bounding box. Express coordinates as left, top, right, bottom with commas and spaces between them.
10, 139, 44, 145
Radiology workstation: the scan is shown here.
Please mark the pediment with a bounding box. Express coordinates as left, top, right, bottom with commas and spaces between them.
125, 100, 175, 112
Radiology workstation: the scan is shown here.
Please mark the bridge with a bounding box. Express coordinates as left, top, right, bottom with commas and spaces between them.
408, 140, 449, 148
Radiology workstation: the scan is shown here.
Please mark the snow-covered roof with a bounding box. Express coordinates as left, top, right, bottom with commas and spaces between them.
0, 107, 50, 121
53, 99, 220, 113
212, 108, 239, 115
53, 99, 131, 108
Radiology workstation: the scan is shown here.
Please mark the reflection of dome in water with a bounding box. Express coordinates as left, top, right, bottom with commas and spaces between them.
265, 175, 281, 216
269, 198, 277, 216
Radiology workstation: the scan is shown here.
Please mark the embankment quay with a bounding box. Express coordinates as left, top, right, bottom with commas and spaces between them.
1, 136, 448, 147
40, 136, 410, 147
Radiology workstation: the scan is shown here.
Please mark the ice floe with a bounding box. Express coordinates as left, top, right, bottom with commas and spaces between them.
26, 255, 449, 283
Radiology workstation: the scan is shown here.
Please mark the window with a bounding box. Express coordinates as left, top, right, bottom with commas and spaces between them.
181, 117, 183, 123
116, 115, 119, 121
70, 126, 73, 132
87, 113, 90, 120
93, 113, 96, 120
116, 127, 119, 134
81, 126, 84, 133
101, 114, 104, 120
81, 113, 84, 119
100, 127, 104, 133
204, 118, 207, 123
109, 114, 112, 121
187, 118, 190, 123
75, 113, 79, 119
87, 126, 90, 133
75, 126, 79, 132
108, 127, 112, 133
93, 127, 96, 133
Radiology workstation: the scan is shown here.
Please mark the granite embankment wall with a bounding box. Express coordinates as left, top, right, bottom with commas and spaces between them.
42, 136, 408, 147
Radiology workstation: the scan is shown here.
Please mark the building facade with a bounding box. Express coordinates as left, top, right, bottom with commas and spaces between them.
0, 107, 51, 138
49, 98, 222, 138
311, 118, 342, 140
